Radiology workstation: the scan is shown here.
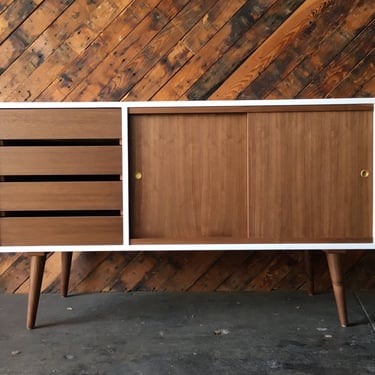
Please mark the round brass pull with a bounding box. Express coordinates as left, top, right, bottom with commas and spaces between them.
360, 169, 370, 178
135, 172, 142, 180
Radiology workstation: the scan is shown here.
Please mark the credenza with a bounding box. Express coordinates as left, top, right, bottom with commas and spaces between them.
0, 99, 373, 328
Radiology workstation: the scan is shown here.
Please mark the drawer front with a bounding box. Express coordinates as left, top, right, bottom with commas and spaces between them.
0, 108, 121, 139
0, 181, 122, 211
0, 146, 122, 175
0, 108, 123, 246
0, 217, 123, 246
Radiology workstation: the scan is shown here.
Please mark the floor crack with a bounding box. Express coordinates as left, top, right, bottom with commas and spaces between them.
354, 292, 375, 334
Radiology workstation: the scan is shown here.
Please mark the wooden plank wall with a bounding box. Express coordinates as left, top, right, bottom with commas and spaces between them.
0, 0, 374, 294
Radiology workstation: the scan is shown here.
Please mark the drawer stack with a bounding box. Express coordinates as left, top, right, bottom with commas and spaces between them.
0, 108, 123, 246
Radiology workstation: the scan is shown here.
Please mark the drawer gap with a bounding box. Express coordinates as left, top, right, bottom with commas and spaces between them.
0, 175, 121, 182
0, 210, 122, 217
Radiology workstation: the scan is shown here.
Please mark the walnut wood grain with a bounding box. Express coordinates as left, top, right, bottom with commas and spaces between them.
27, 253, 46, 329
0, 217, 123, 246
325, 251, 348, 327
0, 108, 121, 139
128, 104, 372, 114
0, 181, 122, 211
0, 146, 122, 175
247, 110, 373, 242
129, 113, 248, 240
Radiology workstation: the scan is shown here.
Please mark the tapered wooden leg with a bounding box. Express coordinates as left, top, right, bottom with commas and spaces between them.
325, 251, 348, 327
61, 252, 72, 297
27, 253, 47, 329
304, 251, 314, 295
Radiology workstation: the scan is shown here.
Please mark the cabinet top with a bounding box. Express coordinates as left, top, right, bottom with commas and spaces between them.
0, 98, 373, 111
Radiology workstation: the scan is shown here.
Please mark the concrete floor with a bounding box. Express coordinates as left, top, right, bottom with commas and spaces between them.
0, 291, 374, 375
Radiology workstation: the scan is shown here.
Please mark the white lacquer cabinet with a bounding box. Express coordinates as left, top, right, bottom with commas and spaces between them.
0, 99, 373, 328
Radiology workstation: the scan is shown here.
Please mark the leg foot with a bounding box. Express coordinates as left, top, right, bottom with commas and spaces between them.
27, 253, 47, 329
325, 251, 348, 327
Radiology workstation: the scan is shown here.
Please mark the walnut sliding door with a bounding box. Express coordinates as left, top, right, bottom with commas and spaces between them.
247, 109, 373, 243
128, 112, 248, 243
129, 106, 372, 245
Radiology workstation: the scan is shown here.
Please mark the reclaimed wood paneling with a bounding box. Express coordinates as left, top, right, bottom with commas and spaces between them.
0, 0, 374, 294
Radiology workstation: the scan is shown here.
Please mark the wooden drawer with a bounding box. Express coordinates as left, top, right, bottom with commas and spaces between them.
0, 181, 122, 211
0, 108, 121, 139
0, 108, 123, 246
0, 217, 123, 246
0, 146, 122, 175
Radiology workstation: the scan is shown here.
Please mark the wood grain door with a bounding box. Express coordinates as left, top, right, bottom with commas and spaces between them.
129, 113, 247, 242
247, 109, 373, 243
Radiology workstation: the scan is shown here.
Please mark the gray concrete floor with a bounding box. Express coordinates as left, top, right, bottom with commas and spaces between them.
0, 291, 374, 375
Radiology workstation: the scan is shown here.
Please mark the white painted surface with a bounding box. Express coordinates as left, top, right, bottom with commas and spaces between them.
0, 99, 374, 252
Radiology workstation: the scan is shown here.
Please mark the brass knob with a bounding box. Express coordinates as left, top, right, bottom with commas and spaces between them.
360, 170, 370, 178
135, 172, 142, 180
